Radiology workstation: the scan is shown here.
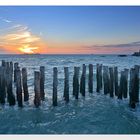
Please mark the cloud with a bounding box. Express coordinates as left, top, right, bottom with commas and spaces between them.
82, 41, 140, 50
0, 23, 43, 53
76, 41, 140, 54
0, 17, 12, 23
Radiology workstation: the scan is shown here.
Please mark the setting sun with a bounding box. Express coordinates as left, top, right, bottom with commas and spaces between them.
18, 45, 39, 54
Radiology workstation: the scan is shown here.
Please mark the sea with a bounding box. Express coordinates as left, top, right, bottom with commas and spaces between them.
0, 54, 140, 134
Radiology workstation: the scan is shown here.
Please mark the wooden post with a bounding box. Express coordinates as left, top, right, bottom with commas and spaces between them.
114, 67, 118, 96
109, 67, 114, 97
129, 68, 136, 108
118, 71, 124, 100
5, 62, 10, 88
123, 69, 129, 98
16, 68, 23, 107
7, 62, 16, 106
0, 67, 6, 104
14, 62, 19, 83
88, 64, 93, 93
22, 68, 29, 102
73, 67, 76, 96
96, 64, 102, 92
134, 65, 139, 102
99, 64, 103, 90
10, 61, 13, 74
34, 71, 41, 107
96, 64, 99, 92
64, 67, 69, 103
80, 64, 86, 96
73, 67, 80, 99
53, 67, 58, 106
40, 66, 45, 100
103, 66, 110, 95
1, 60, 6, 67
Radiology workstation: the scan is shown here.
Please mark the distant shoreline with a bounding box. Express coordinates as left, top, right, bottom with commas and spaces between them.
0, 53, 133, 56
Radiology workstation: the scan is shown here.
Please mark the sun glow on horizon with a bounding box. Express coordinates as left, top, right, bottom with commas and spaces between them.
18, 45, 39, 54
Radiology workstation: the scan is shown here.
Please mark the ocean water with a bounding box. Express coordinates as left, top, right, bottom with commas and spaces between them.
0, 54, 140, 134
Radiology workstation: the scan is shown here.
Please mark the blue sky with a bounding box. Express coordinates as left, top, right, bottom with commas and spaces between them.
0, 6, 140, 54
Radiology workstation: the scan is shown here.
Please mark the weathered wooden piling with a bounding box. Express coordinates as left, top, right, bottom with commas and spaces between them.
34, 71, 41, 107
103, 66, 110, 95
88, 64, 93, 93
123, 69, 129, 98
14, 62, 19, 83
53, 67, 58, 106
0, 67, 6, 104
134, 65, 139, 102
118, 71, 124, 100
109, 67, 114, 97
129, 68, 136, 108
80, 64, 86, 96
22, 68, 29, 102
114, 67, 118, 96
73, 67, 80, 99
7, 62, 16, 106
16, 68, 23, 107
40, 66, 45, 100
10, 62, 13, 74
64, 67, 69, 102
96, 64, 99, 92
1, 60, 6, 67
99, 64, 103, 90
96, 64, 102, 93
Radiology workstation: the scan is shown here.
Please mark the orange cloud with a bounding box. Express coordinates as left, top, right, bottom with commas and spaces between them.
0, 24, 46, 54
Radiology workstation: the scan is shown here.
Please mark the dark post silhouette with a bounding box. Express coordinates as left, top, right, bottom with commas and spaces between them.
7, 63, 16, 106
88, 64, 93, 93
123, 69, 129, 98
80, 64, 86, 96
114, 67, 118, 96
22, 68, 29, 102
53, 67, 58, 106
40, 66, 45, 100
34, 71, 41, 107
103, 66, 110, 95
14, 62, 19, 83
64, 67, 69, 103
109, 67, 114, 97
16, 68, 23, 107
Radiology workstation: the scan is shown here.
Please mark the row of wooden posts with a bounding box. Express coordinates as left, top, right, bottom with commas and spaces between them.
0, 60, 139, 109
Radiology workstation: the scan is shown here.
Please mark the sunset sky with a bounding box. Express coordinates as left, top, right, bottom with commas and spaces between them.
0, 6, 140, 54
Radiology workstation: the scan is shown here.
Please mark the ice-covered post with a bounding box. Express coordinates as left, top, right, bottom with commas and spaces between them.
22, 68, 29, 102
80, 64, 86, 96
88, 64, 93, 93
34, 71, 41, 107
114, 67, 118, 96
109, 67, 114, 97
40, 66, 45, 100
16, 68, 23, 107
53, 67, 58, 106
73, 67, 80, 99
64, 67, 69, 103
